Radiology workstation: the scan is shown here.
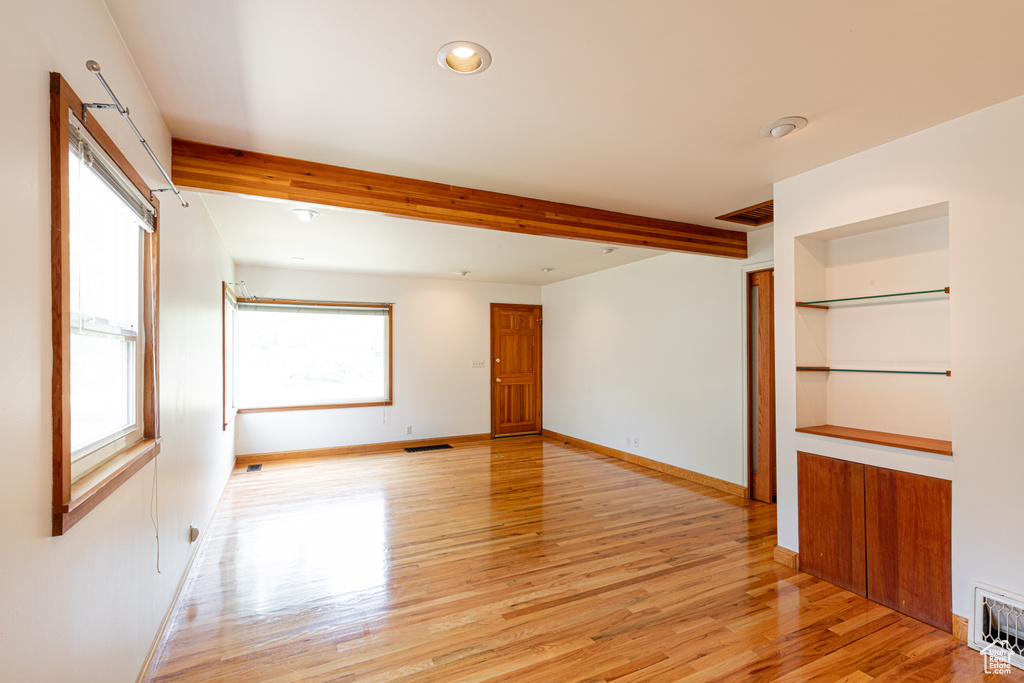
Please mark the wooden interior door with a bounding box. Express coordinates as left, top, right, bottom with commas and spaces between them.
491, 304, 542, 437
797, 451, 867, 596
748, 269, 776, 503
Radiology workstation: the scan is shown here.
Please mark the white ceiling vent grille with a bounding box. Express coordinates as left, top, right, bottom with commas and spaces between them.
970, 582, 1024, 672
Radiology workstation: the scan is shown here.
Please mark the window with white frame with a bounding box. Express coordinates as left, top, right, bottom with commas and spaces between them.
67, 117, 153, 479
235, 301, 392, 410
223, 282, 238, 430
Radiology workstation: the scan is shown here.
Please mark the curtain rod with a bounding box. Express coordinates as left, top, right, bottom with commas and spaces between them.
227, 281, 251, 300
82, 60, 189, 208
236, 297, 395, 308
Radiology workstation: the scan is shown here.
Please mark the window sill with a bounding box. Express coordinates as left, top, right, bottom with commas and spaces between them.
237, 401, 393, 414
53, 437, 161, 536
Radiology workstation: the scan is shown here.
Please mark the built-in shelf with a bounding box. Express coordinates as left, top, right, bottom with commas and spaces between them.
796, 366, 950, 376
796, 287, 949, 308
795, 424, 952, 456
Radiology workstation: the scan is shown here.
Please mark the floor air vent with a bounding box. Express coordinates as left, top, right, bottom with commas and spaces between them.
404, 444, 453, 453
246, 464, 262, 472
970, 582, 1024, 671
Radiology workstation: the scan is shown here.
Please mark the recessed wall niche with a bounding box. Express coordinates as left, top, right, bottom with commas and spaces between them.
794, 203, 951, 454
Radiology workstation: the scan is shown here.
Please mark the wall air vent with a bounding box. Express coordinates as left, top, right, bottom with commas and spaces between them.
970, 582, 1024, 671
716, 200, 774, 227
404, 444, 453, 453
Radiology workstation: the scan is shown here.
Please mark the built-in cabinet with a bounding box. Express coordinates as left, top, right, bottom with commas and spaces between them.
798, 451, 952, 632
793, 205, 954, 633
797, 451, 866, 595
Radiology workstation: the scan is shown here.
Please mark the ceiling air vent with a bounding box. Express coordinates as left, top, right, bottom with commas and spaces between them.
716, 200, 774, 227
970, 582, 1024, 672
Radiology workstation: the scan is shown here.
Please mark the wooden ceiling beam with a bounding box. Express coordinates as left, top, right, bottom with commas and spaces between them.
171, 139, 747, 259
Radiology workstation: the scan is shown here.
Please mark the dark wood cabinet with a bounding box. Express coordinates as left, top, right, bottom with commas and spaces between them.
798, 451, 952, 632
798, 451, 866, 596
865, 465, 952, 632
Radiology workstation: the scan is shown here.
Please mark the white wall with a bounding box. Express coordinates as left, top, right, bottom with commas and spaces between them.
234, 266, 541, 455
0, 2, 235, 681
774, 94, 1024, 616
541, 228, 773, 486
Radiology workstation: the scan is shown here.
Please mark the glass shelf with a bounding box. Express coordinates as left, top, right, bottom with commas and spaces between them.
796, 287, 949, 308
797, 367, 950, 376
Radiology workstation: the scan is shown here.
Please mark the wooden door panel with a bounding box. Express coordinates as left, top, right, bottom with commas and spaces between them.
865, 465, 952, 632
514, 336, 537, 375
497, 338, 537, 375
495, 310, 516, 331
798, 451, 867, 596
865, 467, 900, 609
498, 336, 517, 372
491, 304, 541, 436
495, 383, 536, 430
748, 269, 775, 504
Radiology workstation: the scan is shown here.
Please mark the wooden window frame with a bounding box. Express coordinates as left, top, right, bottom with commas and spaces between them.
223, 282, 238, 430
50, 73, 161, 536
233, 298, 393, 414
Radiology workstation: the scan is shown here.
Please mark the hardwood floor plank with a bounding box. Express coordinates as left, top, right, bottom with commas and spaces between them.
146, 436, 1019, 682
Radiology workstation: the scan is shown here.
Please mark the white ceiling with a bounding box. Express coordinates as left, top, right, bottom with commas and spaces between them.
102, 0, 1024, 281
200, 193, 662, 285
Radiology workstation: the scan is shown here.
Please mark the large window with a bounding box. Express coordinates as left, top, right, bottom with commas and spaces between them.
68, 120, 148, 476
51, 73, 160, 535
235, 300, 392, 411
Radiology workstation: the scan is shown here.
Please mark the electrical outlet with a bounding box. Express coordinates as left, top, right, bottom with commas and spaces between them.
472, 360, 485, 368
632, 437, 639, 448
626, 435, 631, 448
406, 425, 413, 435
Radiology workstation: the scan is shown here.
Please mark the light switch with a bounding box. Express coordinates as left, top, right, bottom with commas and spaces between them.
472, 360, 485, 368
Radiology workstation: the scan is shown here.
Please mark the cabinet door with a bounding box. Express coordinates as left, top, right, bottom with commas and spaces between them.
798, 452, 867, 596
865, 465, 952, 632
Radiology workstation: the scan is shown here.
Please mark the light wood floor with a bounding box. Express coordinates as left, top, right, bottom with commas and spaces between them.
147, 436, 1016, 682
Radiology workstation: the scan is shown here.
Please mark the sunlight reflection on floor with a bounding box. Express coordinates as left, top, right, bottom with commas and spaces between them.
233, 490, 388, 613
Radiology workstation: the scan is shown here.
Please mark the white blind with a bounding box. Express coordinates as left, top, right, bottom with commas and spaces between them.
237, 302, 388, 316
68, 112, 156, 232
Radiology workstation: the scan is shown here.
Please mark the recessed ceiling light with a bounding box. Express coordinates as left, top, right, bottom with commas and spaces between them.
759, 116, 808, 139
457, 270, 470, 277
437, 41, 491, 75
292, 208, 319, 222
601, 248, 616, 254
542, 267, 555, 273
291, 256, 305, 261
